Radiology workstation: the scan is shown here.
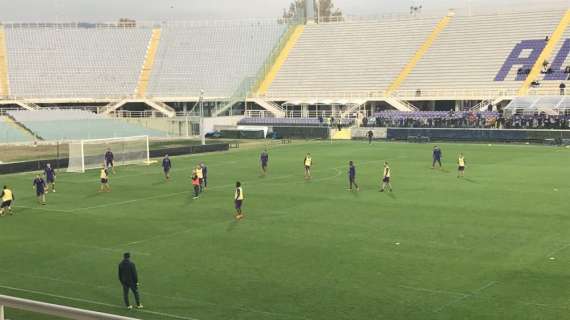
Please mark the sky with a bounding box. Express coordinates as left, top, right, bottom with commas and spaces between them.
0, 0, 567, 22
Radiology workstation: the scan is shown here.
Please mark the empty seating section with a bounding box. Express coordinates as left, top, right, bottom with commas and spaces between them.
147, 21, 286, 97
239, 117, 353, 126
398, 11, 566, 95
7, 110, 166, 140
4, 26, 150, 98
265, 18, 441, 99
0, 116, 33, 143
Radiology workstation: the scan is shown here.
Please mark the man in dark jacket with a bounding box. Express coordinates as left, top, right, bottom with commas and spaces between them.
118, 252, 142, 309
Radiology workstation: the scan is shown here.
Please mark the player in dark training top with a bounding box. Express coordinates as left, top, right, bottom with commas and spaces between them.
44, 163, 56, 193
432, 145, 442, 169
200, 162, 208, 190
348, 161, 359, 191
162, 155, 172, 180
105, 148, 116, 174
260, 150, 269, 176
33, 174, 47, 205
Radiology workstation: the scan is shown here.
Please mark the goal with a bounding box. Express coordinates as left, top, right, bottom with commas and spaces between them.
67, 136, 150, 173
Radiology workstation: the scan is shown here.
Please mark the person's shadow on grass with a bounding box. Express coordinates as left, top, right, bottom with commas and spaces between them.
226, 219, 239, 232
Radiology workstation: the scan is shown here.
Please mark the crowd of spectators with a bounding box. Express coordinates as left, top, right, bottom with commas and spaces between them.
361, 111, 570, 129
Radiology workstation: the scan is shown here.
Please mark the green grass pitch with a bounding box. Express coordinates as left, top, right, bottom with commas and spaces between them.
0, 141, 568, 320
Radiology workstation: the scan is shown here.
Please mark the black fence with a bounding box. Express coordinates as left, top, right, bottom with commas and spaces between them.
272, 127, 330, 140
387, 128, 570, 143
0, 143, 229, 175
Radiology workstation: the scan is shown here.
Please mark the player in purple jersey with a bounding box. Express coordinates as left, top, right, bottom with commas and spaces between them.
348, 161, 359, 191
105, 148, 116, 174
33, 174, 46, 205
432, 146, 442, 169
162, 155, 172, 180
260, 150, 269, 175
200, 163, 208, 190
44, 163, 56, 193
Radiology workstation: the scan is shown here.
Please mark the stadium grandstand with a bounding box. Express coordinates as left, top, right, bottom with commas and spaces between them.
0, 7, 569, 139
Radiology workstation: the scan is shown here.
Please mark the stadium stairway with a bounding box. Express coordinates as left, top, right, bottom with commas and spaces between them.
331, 127, 352, 140
249, 98, 286, 117
385, 97, 418, 111
136, 28, 162, 98
3, 114, 41, 140
386, 14, 452, 95
519, 10, 570, 95
0, 25, 10, 97
255, 24, 305, 96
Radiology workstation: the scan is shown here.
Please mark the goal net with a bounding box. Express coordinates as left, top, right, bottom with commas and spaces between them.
67, 136, 150, 173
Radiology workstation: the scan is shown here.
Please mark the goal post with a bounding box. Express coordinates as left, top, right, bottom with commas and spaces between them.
67, 136, 151, 173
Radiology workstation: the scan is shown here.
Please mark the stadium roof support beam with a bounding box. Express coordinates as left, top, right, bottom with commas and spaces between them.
385, 14, 452, 96
518, 10, 570, 96
0, 25, 11, 98
255, 25, 305, 96
135, 28, 162, 98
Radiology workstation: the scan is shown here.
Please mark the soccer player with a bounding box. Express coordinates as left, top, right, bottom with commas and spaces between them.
380, 161, 392, 192
44, 163, 56, 193
191, 171, 200, 199
348, 161, 359, 191
33, 174, 47, 204
200, 162, 208, 190
196, 165, 204, 192
0, 185, 15, 216
105, 148, 115, 174
162, 155, 172, 180
304, 153, 312, 179
100, 165, 111, 192
367, 130, 373, 144
457, 153, 466, 178
432, 145, 442, 169
234, 181, 244, 220
260, 149, 269, 175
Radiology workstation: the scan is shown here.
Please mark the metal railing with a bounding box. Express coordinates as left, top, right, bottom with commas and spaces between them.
0, 294, 140, 320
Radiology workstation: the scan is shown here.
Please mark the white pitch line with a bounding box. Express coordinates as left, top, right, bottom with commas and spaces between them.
398, 285, 467, 297
0, 284, 199, 320
71, 173, 295, 213
433, 281, 497, 313
0, 270, 311, 320
12, 205, 73, 213
63, 243, 152, 256
546, 243, 570, 258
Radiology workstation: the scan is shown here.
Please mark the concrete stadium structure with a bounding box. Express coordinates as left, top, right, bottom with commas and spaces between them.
0, 9, 570, 133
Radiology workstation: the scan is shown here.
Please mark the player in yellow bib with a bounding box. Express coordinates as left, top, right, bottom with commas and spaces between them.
234, 181, 244, 220
380, 162, 393, 192
100, 165, 111, 192
304, 153, 313, 180
457, 153, 466, 178
0, 185, 15, 216
195, 165, 204, 193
